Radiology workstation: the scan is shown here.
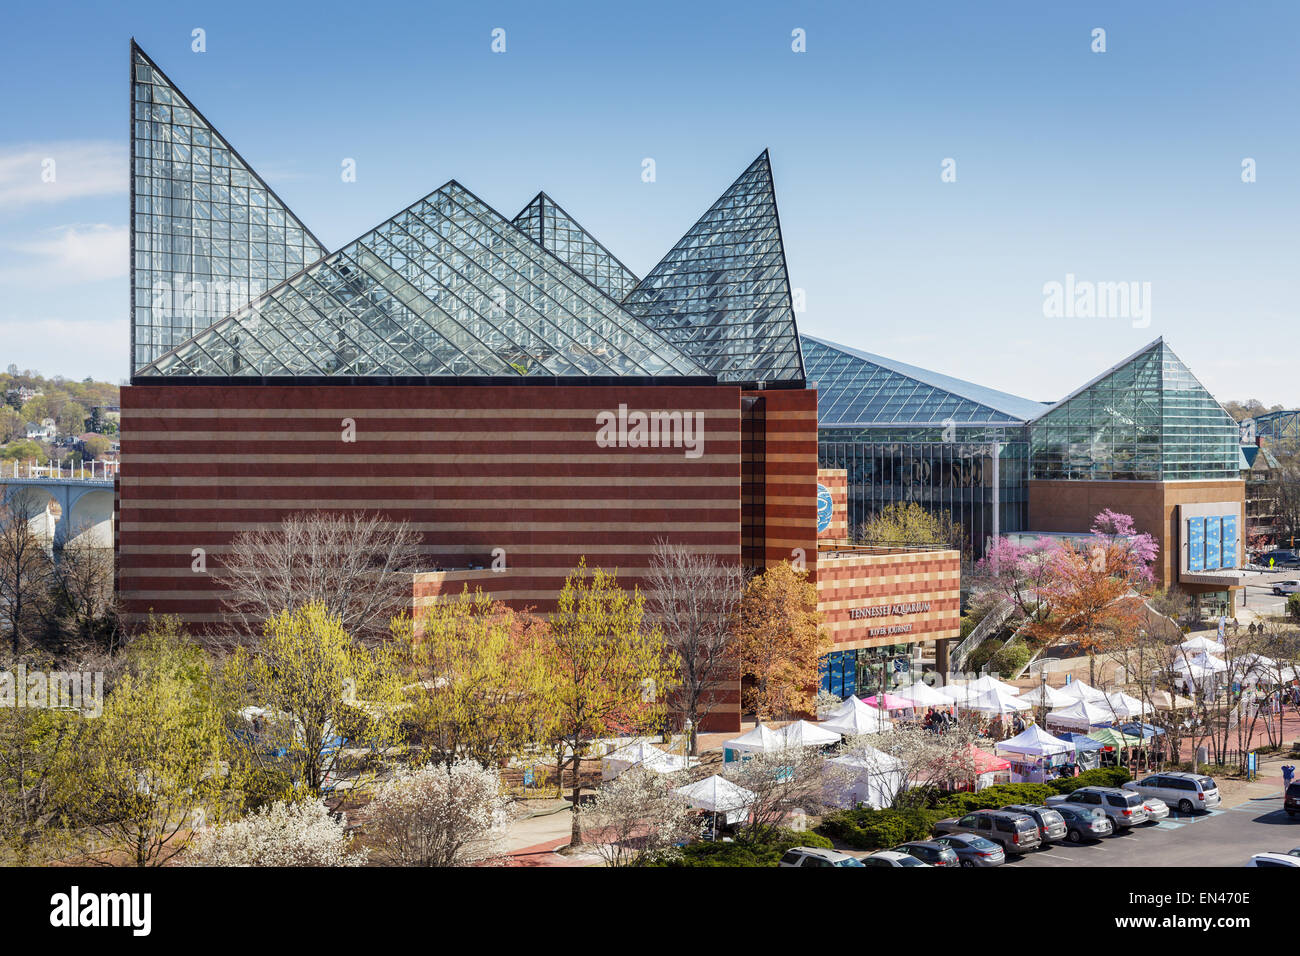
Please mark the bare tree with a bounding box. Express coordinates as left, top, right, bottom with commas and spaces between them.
52, 529, 119, 653
212, 511, 422, 644
644, 541, 744, 754
862, 719, 979, 807
0, 498, 55, 655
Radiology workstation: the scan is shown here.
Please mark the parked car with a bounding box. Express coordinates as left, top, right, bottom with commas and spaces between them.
1047, 786, 1149, 831
933, 809, 1042, 854
892, 840, 959, 867
861, 850, 929, 867
1052, 802, 1114, 842
931, 832, 1006, 867
778, 846, 865, 867
1272, 580, 1300, 596
1245, 852, 1300, 867
1124, 771, 1221, 813
1260, 550, 1300, 568
1002, 804, 1068, 846
1285, 782, 1300, 818
1140, 796, 1170, 823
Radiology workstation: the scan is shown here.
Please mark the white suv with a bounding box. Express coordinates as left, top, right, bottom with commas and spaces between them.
1123, 772, 1221, 813
1272, 580, 1300, 596
778, 846, 866, 867
1046, 787, 1149, 831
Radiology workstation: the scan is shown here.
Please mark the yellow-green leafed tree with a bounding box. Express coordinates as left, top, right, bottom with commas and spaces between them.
858, 502, 960, 549
225, 601, 407, 803
392, 586, 551, 767
81, 642, 231, 866
546, 561, 678, 847
736, 561, 830, 722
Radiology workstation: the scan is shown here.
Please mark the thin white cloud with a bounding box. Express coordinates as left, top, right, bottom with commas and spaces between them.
0, 141, 127, 207
0, 316, 129, 383
2, 223, 128, 284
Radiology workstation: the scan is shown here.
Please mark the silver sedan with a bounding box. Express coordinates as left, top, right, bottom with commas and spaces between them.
1141, 796, 1170, 823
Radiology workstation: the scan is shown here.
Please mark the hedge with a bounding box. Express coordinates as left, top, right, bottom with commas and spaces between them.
647, 828, 832, 868
815, 767, 1133, 850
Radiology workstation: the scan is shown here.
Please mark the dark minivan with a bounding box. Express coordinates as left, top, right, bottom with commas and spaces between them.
1286, 782, 1300, 818
934, 809, 1042, 854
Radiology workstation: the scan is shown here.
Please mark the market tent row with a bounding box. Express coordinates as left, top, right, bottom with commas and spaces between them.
601, 741, 689, 780
819, 695, 892, 735
724, 720, 842, 757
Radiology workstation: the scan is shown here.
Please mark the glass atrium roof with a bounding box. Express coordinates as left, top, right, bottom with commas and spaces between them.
130, 43, 326, 374
135, 181, 706, 379
1029, 338, 1240, 481
802, 334, 1048, 428
621, 151, 805, 386
513, 193, 640, 302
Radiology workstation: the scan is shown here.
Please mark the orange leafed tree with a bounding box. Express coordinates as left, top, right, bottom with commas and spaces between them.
736, 561, 830, 721
1023, 536, 1152, 685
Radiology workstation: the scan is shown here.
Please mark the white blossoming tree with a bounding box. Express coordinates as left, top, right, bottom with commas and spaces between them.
579, 766, 696, 867
365, 760, 510, 867
184, 799, 366, 867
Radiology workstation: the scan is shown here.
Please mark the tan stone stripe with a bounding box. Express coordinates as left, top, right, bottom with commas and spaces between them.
124, 453, 735, 464
118, 560, 736, 579
117, 542, 737, 557
120, 520, 736, 533
125, 497, 738, 510
122, 406, 738, 420
119, 475, 740, 488
124, 429, 742, 443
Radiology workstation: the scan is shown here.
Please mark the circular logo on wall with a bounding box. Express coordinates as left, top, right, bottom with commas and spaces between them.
816, 483, 833, 534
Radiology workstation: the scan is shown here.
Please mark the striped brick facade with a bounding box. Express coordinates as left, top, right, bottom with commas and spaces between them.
741, 387, 819, 574
816, 547, 962, 651
118, 384, 743, 623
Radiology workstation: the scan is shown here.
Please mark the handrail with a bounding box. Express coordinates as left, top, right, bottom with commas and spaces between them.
950, 598, 1016, 673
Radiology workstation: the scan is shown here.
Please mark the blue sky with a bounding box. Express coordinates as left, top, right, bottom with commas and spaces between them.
0, 0, 1295, 404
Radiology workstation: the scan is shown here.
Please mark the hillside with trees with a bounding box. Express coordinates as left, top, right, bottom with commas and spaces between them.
0, 366, 121, 467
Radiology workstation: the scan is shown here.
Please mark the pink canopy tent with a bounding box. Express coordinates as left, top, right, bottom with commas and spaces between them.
970, 744, 1011, 775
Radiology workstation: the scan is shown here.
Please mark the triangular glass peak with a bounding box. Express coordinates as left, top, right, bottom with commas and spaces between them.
621, 151, 805, 386
513, 193, 640, 302
1029, 339, 1238, 480
130, 43, 327, 374
135, 181, 707, 379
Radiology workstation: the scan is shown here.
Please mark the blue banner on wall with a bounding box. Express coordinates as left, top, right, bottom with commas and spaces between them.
842, 650, 857, 699
1221, 515, 1238, 569
1205, 517, 1222, 570
1188, 517, 1205, 572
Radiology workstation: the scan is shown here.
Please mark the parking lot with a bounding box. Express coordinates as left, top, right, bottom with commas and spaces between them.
1009, 790, 1293, 868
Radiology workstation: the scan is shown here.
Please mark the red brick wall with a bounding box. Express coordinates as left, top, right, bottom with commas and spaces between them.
118, 383, 742, 625
741, 387, 819, 574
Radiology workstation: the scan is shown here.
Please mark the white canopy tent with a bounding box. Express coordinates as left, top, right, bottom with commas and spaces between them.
1102, 692, 1151, 720
826, 748, 906, 810
1016, 683, 1074, 709
995, 724, 1074, 757
601, 742, 688, 780
963, 688, 1031, 714
1180, 635, 1226, 655
894, 680, 951, 709
938, 683, 983, 706
674, 775, 755, 826
1174, 653, 1227, 674
1055, 680, 1109, 704
968, 674, 1021, 696
820, 698, 891, 736
724, 720, 842, 755
1046, 697, 1117, 732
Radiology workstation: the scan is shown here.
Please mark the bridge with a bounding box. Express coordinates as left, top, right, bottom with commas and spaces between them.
1, 460, 118, 548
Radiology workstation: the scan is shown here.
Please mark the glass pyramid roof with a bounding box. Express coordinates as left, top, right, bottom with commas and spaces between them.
802, 334, 1047, 427
130, 42, 327, 374
135, 180, 706, 379
513, 193, 640, 301
1029, 338, 1239, 480
621, 151, 805, 386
